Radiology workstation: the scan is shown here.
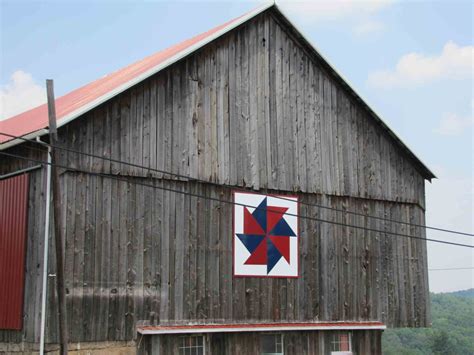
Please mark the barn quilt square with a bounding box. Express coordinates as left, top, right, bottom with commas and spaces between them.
233, 192, 299, 278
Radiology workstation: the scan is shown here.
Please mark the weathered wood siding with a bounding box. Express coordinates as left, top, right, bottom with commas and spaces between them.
29, 173, 427, 343
138, 330, 383, 355
0, 7, 430, 348
55, 10, 426, 208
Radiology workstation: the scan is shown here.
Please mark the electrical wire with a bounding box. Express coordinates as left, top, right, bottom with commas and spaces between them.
428, 267, 474, 271
1, 150, 473, 249
1, 131, 472, 237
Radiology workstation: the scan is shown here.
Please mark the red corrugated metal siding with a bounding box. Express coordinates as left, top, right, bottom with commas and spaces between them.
0, 173, 29, 330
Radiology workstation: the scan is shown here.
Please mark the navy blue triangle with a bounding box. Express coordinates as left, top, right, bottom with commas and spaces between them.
251, 198, 267, 232
270, 217, 296, 236
267, 237, 282, 273
236, 234, 265, 254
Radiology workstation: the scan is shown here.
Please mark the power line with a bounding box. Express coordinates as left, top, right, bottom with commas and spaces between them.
1, 131, 472, 238
1, 150, 473, 249
428, 267, 474, 271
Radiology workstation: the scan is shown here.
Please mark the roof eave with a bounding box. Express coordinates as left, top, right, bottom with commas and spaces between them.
0, 129, 49, 151
137, 321, 387, 335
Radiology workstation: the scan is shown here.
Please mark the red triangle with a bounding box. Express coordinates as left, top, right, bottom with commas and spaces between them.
244, 238, 267, 265
269, 236, 290, 263
266, 206, 288, 233
244, 208, 265, 235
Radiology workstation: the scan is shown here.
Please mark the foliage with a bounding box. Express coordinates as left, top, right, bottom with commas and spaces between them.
383, 289, 474, 354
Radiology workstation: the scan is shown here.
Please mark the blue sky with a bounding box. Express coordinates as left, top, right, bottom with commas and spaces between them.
1, 0, 472, 292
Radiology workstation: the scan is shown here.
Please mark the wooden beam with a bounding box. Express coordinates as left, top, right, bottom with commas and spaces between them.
46, 79, 68, 354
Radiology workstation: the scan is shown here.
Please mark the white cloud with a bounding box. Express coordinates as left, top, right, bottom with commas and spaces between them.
278, 0, 392, 39
0, 70, 46, 120
279, 0, 393, 21
368, 41, 474, 88
426, 171, 474, 293
434, 112, 474, 136
353, 20, 384, 36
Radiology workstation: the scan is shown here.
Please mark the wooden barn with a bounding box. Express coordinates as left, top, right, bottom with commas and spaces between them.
0, 3, 434, 354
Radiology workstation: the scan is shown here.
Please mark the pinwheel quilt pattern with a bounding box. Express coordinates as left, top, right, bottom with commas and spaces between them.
233, 192, 298, 277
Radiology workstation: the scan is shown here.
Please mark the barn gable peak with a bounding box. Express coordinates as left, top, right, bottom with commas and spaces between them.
0, 2, 435, 180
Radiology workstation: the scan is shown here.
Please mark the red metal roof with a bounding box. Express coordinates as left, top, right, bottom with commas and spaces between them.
0, 4, 271, 145
137, 321, 386, 335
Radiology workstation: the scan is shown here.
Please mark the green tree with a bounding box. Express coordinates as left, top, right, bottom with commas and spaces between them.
382, 289, 474, 354
430, 330, 457, 355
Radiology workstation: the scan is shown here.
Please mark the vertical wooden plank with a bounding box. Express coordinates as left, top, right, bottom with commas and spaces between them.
329, 80, 339, 195
196, 52, 206, 182
220, 189, 233, 321
149, 79, 157, 176
306, 64, 321, 193
248, 18, 260, 190
188, 183, 198, 320
59, 171, 73, 343
196, 186, 208, 319
142, 183, 153, 323
266, 17, 276, 189
227, 35, 238, 186
98, 175, 111, 340
202, 51, 211, 181
134, 182, 145, 332
209, 47, 219, 182
156, 75, 166, 179
151, 181, 162, 325
235, 29, 246, 186
320, 76, 330, 194
91, 173, 104, 340
208, 189, 220, 320
164, 72, 173, 178
180, 183, 190, 321
116, 179, 128, 339
143, 82, 151, 174
106, 178, 118, 339
97, 106, 111, 336
296, 51, 307, 192
288, 37, 298, 191
167, 183, 177, 321
278, 24, 288, 190
187, 59, 199, 180
271, 21, 280, 188
129, 88, 138, 171
71, 172, 86, 341
216, 42, 225, 183
124, 180, 137, 340
159, 186, 170, 322
222, 43, 231, 185
82, 173, 96, 341
349, 102, 360, 198
172, 65, 182, 178
256, 16, 268, 188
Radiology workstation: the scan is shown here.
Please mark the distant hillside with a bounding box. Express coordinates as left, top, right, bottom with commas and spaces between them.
448, 288, 474, 298
383, 289, 474, 355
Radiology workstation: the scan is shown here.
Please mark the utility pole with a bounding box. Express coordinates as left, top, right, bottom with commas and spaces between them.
46, 79, 68, 354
